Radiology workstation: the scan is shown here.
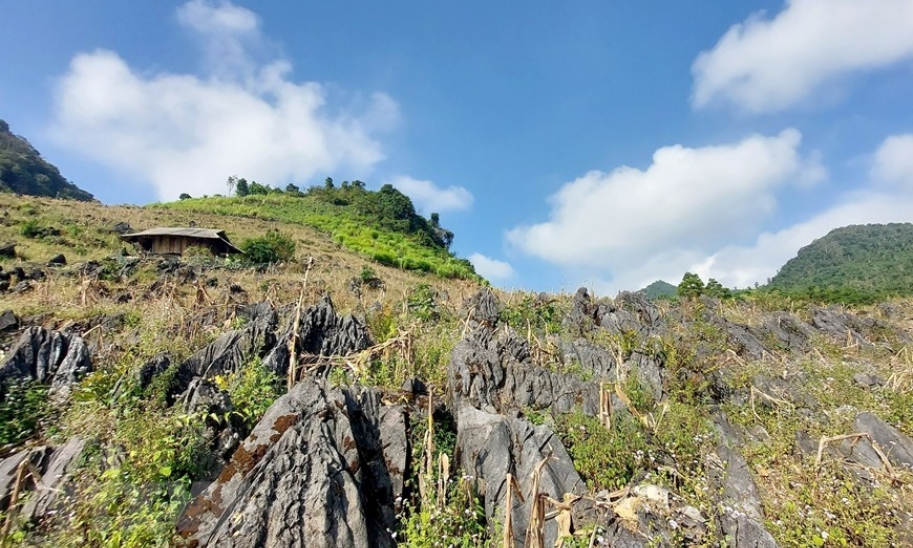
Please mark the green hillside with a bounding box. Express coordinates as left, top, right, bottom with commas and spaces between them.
638, 279, 677, 300
0, 119, 94, 201
767, 223, 913, 303
157, 182, 479, 280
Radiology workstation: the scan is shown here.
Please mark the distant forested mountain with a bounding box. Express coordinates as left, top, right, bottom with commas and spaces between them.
0, 119, 94, 201
767, 223, 913, 303
639, 280, 677, 300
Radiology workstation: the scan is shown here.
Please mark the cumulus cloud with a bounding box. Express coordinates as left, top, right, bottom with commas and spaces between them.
871, 134, 913, 185
569, 133, 913, 294
693, 0, 913, 112
469, 253, 515, 281
389, 176, 474, 214
51, 0, 399, 200
696, 133, 913, 288
507, 129, 822, 272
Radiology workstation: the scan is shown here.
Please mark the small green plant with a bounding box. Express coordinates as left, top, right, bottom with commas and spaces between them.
499, 293, 565, 335
240, 229, 297, 265
213, 359, 283, 431
19, 218, 42, 238
0, 380, 52, 445
557, 411, 649, 491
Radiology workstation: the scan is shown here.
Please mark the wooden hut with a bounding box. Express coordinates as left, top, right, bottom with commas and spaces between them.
120, 227, 243, 256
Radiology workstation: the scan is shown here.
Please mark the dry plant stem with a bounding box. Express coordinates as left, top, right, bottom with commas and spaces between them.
524, 452, 554, 548
0, 458, 41, 547
287, 258, 312, 390
749, 385, 790, 421
815, 433, 898, 480
502, 473, 525, 548
587, 525, 598, 548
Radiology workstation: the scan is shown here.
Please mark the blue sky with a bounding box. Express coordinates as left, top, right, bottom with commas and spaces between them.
2, 1, 913, 293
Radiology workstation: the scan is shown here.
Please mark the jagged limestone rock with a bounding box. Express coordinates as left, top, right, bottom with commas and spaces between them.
21, 436, 86, 523
0, 326, 92, 402
262, 294, 372, 377
177, 379, 406, 548
455, 404, 587, 546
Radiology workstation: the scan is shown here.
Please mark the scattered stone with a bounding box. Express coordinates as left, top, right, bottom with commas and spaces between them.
455, 405, 586, 546
262, 295, 372, 378
0, 243, 15, 258
0, 309, 19, 332
111, 221, 132, 234
47, 254, 67, 266
853, 372, 885, 389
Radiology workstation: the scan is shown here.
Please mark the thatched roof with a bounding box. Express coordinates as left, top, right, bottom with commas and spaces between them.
121, 227, 243, 254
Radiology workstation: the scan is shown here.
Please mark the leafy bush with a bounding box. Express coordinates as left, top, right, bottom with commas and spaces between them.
19, 218, 42, 238
0, 381, 52, 445
214, 359, 283, 432
240, 230, 296, 264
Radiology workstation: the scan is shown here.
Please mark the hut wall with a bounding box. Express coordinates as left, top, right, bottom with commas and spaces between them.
151, 236, 192, 255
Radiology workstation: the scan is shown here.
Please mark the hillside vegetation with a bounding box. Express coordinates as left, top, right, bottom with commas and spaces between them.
0, 120, 94, 201
768, 223, 913, 304
159, 181, 478, 280
639, 279, 677, 300
3, 196, 913, 547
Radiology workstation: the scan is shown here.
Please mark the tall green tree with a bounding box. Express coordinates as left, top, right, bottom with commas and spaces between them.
235, 178, 249, 197
677, 272, 705, 300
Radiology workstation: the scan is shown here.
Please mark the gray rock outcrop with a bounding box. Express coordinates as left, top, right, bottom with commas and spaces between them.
177, 379, 406, 548
0, 326, 92, 402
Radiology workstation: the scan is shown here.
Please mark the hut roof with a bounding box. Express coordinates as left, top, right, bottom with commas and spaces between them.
120, 227, 244, 254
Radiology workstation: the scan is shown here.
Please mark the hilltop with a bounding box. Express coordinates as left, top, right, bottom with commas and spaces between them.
768, 223, 913, 304
0, 120, 94, 202
638, 279, 677, 300
161, 180, 477, 280
2, 194, 913, 547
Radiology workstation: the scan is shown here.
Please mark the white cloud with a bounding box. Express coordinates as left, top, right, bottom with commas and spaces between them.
469, 253, 515, 281
573, 134, 913, 293
176, 0, 261, 78
389, 176, 474, 214
872, 134, 913, 185
507, 129, 821, 272
693, 0, 913, 112
51, 0, 399, 201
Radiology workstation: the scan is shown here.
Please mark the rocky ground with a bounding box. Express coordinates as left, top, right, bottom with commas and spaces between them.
3, 265, 913, 547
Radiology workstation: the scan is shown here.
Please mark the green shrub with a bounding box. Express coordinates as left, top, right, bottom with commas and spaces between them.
240, 230, 296, 264
19, 218, 42, 238
0, 381, 52, 445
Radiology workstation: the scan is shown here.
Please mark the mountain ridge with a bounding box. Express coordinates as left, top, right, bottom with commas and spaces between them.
0, 119, 95, 202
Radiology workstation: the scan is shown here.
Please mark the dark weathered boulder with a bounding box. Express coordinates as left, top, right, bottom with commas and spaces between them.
710, 416, 779, 548
21, 436, 86, 523
179, 377, 241, 471
598, 291, 666, 339
177, 379, 406, 548
462, 287, 501, 328
47, 254, 67, 266
449, 326, 608, 417
0, 309, 19, 332
111, 221, 132, 234
262, 295, 371, 377
0, 446, 53, 511
137, 353, 171, 392
0, 326, 92, 402
0, 243, 15, 258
